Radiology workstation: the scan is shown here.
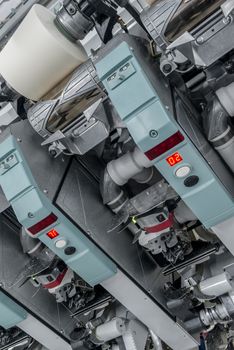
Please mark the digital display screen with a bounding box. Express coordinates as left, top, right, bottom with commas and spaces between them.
166, 152, 183, 167
47, 229, 59, 239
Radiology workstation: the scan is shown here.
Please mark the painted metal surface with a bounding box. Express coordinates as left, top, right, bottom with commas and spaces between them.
0, 133, 117, 286
95, 36, 234, 228
101, 269, 198, 350
0, 291, 27, 329
19, 314, 73, 350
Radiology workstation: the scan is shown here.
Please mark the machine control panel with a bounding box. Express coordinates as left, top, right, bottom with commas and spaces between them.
95, 38, 234, 228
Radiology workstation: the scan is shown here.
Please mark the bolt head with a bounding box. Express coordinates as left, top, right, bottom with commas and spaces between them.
223, 17, 230, 25
196, 36, 204, 44
149, 129, 158, 138
49, 149, 57, 158
162, 63, 172, 74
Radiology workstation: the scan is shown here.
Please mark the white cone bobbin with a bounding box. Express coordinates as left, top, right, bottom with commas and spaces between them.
0, 4, 88, 101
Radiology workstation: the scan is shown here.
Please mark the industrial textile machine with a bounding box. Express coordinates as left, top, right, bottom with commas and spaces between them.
0, 1, 234, 349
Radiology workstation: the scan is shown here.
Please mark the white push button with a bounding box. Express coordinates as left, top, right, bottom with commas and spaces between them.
55, 239, 67, 249
175, 165, 191, 178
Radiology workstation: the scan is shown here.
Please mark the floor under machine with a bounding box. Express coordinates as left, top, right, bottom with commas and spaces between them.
0, 1, 234, 350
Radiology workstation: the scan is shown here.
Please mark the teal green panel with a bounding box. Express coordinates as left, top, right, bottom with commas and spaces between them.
95, 37, 234, 228
0, 135, 117, 287
0, 292, 27, 329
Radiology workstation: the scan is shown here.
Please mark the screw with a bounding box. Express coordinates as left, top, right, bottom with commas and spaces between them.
49, 149, 57, 158
149, 129, 158, 138
68, 5, 76, 14
17, 138, 22, 142
87, 230, 93, 238
162, 63, 172, 74
196, 36, 204, 44
28, 212, 34, 218
223, 17, 230, 25
43, 189, 48, 194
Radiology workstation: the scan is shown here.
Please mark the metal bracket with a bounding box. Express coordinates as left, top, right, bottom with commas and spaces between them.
222, 0, 234, 17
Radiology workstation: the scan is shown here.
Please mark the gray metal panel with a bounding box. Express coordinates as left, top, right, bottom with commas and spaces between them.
141, 0, 182, 50
212, 217, 234, 257
102, 270, 198, 350
175, 96, 234, 198
56, 158, 174, 315
19, 314, 73, 350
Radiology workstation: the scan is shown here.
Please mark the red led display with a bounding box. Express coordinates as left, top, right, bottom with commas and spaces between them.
145, 131, 185, 161
47, 229, 59, 239
166, 152, 183, 167
27, 213, 58, 235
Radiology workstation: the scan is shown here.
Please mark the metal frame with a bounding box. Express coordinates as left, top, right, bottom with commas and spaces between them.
102, 270, 198, 350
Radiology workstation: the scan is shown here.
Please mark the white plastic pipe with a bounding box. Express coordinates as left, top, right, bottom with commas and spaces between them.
199, 272, 234, 297
107, 147, 152, 186
216, 82, 234, 116
95, 318, 126, 342
212, 127, 234, 174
